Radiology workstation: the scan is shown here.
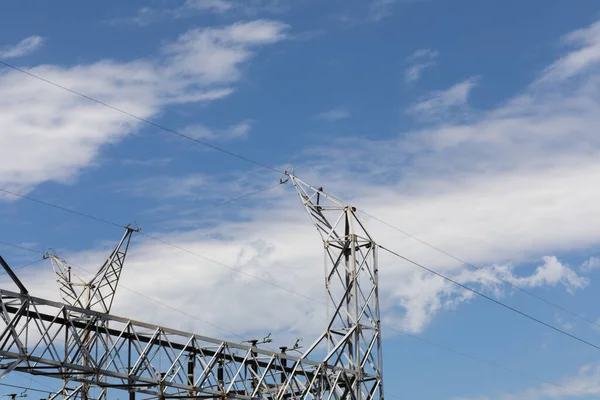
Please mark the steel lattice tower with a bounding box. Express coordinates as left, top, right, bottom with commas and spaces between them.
290, 175, 384, 400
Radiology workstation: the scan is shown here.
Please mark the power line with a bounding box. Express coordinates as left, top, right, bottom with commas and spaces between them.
0, 258, 45, 276
0, 175, 592, 392
0, 181, 286, 232
0, 382, 55, 395
379, 244, 600, 352
0, 188, 124, 229
0, 182, 319, 305
0, 241, 42, 255
64, 260, 247, 341
3, 41, 595, 350
12, 372, 55, 391
54, 245, 597, 398
386, 327, 592, 397
0, 60, 284, 175
0, 239, 586, 397
140, 231, 320, 304
0, 240, 248, 341
361, 210, 600, 332
3, 182, 598, 367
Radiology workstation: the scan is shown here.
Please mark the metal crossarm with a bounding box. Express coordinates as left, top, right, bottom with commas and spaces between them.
47, 227, 136, 314
0, 289, 360, 399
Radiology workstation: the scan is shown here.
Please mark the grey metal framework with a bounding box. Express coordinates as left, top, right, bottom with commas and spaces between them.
0, 176, 383, 400
289, 176, 383, 400
47, 227, 136, 314
45, 227, 137, 400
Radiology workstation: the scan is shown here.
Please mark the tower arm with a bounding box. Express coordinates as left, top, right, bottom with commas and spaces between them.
87, 226, 137, 313
47, 254, 87, 309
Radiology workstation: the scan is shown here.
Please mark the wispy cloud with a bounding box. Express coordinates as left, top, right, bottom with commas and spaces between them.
368, 0, 430, 22
315, 107, 350, 122
111, 1, 233, 26
368, 0, 398, 22
407, 77, 478, 119
121, 158, 173, 167
0, 35, 44, 59
404, 48, 438, 84
181, 120, 253, 142
116, 0, 293, 26
182, 0, 234, 13
489, 256, 588, 295
580, 256, 600, 272
456, 363, 600, 400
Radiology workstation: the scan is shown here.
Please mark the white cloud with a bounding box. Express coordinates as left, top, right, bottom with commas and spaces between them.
162, 20, 289, 85
404, 48, 438, 84
407, 48, 438, 61
0, 35, 44, 59
182, 0, 234, 13
0, 20, 287, 198
125, 173, 208, 199
315, 107, 350, 122
539, 21, 600, 83
581, 256, 600, 272
455, 363, 600, 400
368, 0, 430, 22
119, 0, 291, 26
181, 119, 253, 142
554, 314, 574, 330
368, 0, 398, 22
407, 77, 478, 118
121, 157, 172, 167
490, 257, 588, 294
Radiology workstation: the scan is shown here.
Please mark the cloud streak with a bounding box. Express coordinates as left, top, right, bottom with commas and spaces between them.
0, 35, 44, 59
315, 107, 350, 122
404, 48, 438, 84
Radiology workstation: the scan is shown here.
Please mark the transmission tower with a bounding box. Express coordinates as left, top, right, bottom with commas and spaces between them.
0, 177, 383, 400
290, 175, 383, 400
45, 226, 137, 400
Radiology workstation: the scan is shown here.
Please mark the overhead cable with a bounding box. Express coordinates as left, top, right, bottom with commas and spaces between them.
0, 236, 589, 396
0, 60, 284, 175
362, 210, 600, 331
379, 244, 600, 352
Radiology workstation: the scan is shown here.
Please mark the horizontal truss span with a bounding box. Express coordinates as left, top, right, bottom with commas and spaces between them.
0, 290, 372, 399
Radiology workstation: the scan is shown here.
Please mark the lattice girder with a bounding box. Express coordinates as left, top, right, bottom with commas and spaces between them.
0, 289, 371, 399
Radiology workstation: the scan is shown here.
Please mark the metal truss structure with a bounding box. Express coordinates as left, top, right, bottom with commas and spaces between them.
289, 176, 383, 400
0, 176, 383, 400
47, 227, 136, 314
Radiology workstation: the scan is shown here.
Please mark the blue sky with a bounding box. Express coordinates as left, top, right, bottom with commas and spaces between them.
3, 1, 600, 399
